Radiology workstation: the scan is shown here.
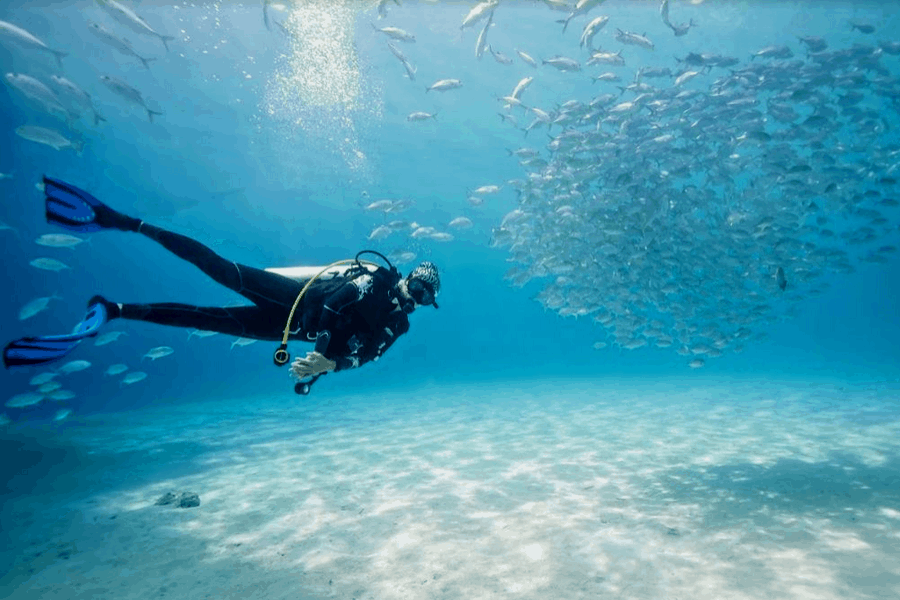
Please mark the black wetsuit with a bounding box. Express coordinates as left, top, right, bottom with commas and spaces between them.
118, 223, 411, 371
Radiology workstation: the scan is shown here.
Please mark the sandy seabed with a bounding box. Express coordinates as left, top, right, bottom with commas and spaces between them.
1, 377, 899, 600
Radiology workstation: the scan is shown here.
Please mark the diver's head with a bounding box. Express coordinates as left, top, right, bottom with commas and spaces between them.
400, 261, 440, 311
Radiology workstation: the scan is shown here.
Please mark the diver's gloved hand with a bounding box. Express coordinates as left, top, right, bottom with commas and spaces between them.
290, 352, 337, 379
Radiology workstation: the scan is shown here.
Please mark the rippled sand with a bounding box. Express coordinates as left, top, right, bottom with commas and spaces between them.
1, 377, 898, 600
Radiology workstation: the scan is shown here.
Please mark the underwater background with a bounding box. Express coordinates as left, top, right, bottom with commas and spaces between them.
2, 1, 900, 599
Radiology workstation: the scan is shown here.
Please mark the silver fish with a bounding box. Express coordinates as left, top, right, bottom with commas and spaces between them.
50, 75, 106, 125
29, 372, 58, 385
371, 24, 415, 43
187, 329, 219, 340
29, 257, 70, 272
57, 360, 91, 374
16, 126, 82, 152
94, 331, 128, 346
96, 0, 174, 50
0, 20, 67, 66
580, 16, 609, 49
426, 79, 463, 93
142, 346, 174, 361
615, 29, 655, 50
407, 111, 437, 122
4, 73, 71, 121
475, 11, 493, 59
104, 364, 129, 376
449, 217, 473, 229
18, 294, 59, 320
35, 233, 87, 248
88, 21, 155, 69
100, 75, 163, 123
460, 0, 498, 30
6, 392, 44, 408
368, 225, 393, 240
516, 49, 538, 68
121, 371, 148, 385
489, 45, 513, 65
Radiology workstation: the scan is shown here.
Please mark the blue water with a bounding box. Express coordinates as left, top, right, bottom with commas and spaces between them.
1, 2, 900, 599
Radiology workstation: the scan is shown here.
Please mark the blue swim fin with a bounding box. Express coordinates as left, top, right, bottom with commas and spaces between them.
3, 299, 108, 368
43, 176, 106, 233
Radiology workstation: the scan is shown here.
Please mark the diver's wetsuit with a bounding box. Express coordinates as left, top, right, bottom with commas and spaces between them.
118, 223, 410, 371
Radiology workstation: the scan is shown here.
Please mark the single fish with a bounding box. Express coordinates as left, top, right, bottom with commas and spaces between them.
475, 11, 493, 59
0, 20, 67, 66
542, 56, 581, 71
559, 0, 608, 33
230, 337, 258, 349
50, 75, 106, 125
426, 78, 463, 93
94, 331, 127, 346
29, 257, 71, 272
516, 49, 538, 68
751, 45, 793, 60
388, 251, 417, 264
18, 294, 60, 320
449, 217, 473, 229
48, 390, 76, 401
142, 346, 174, 361
0, 414, 10, 426
368, 225, 393, 240
850, 21, 875, 34
401, 59, 417, 81
96, 0, 174, 50
580, 16, 609, 49
407, 111, 437, 122
460, 0, 498, 30
16, 126, 82, 152
430, 232, 454, 242
473, 185, 502, 195
615, 29, 654, 50
53, 409, 72, 422
187, 329, 219, 340
5, 392, 44, 408
58, 360, 92, 374
38, 381, 62, 394
511, 76, 534, 100
386, 41, 407, 62
100, 74, 163, 123
29, 372, 58, 385
104, 364, 129, 376
488, 45, 513, 65
121, 371, 148, 385
688, 359, 706, 369
775, 267, 787, 291
371, 24, 415, 43
35, 233, 87, 248
365, 199, 394, 212
88, 21, 156, 69
410, 226, 435, 239
4, 73, 71, 121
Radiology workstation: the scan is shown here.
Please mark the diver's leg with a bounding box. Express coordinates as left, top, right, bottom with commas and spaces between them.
134, 222, 302, 309
117, 303, 286, 341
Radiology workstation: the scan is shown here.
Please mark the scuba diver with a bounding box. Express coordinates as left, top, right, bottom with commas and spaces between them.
3, 177, 441, 395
